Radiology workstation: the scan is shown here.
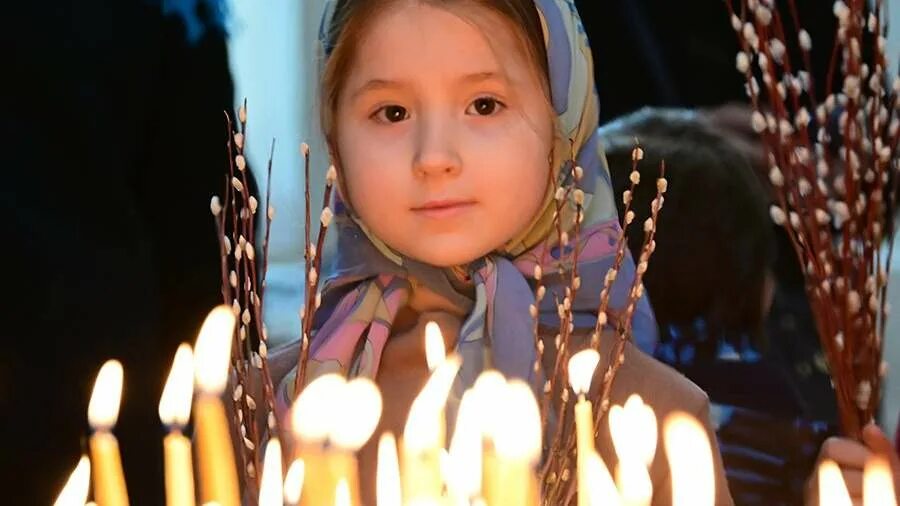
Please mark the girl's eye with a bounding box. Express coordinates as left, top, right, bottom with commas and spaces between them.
373, 105, 410, 123
467, 97, 504, 116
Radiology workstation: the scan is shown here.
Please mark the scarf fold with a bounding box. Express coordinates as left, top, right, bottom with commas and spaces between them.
301, 0, 658, 395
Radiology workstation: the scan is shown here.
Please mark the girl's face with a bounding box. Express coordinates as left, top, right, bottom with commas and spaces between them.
335, 2, 554, 267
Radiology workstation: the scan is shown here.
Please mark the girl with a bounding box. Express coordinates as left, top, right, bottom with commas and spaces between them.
270, 0, 734, 503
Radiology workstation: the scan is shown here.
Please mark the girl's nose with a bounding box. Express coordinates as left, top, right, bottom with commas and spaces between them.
412, 113, 462, 178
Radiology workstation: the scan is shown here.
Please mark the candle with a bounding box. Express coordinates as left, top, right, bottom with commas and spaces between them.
817, 459, 852, 506
158, 343, 196, 506
330, 377, 383, 506
483, 379, 541, 506
585, 451, 621, 506
193, 305, 240, 506
472, 370, 507, 505
401, 353, 462, 503
609, 395, 656, 506
663, 411, 714, 506
283, 459, 306, 506
425, 321, 447, 372
568, 349, 601, 506
864, 455, 897, 506
292, 373, 346, 506
54, 455, 91, 506
377, 433, 402, 506
445, 389, 483, 502
335, 478, 351, 506
259, 438, 283, 506
88, 359, 129, 506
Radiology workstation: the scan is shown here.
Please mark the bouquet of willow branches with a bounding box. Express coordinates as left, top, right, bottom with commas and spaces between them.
211, 101, 666, 504
725, 0, 899, 438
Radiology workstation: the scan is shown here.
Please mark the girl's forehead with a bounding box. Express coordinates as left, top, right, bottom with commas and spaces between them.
348, 3, 531, 85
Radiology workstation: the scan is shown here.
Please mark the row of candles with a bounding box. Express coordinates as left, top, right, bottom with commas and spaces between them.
53, 306, 897, 505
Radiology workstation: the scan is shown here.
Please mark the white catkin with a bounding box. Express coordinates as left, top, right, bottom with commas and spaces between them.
231, 177, 244, 193
235, 154, 247, 172
320, 207, 334, 227
770, 206, 787, 225
210, 196, 222, 216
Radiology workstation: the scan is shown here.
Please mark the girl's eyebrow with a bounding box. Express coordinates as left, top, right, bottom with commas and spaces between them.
350, 71, 503, 100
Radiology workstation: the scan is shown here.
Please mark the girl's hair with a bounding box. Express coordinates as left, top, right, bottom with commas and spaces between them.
319, 0, 550, 155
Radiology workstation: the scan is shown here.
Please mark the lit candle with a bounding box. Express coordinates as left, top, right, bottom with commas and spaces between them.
335, 478, 351, 506
401, 353, 462, 503
585, 451, 621, 506
292, 373, 346, 506
663, 411, 714, 506
817, 459, 852, 506
54, 455, 91, 506
259, 438, 283, 506
483, 380, 541, 506
377, 433, 402, 506
445, 389, 483, 502
330, 377, 383, 506
193, 306, 240, 506
609, 395, 656, 506
473, 370, 507, 505
864, 455, 897, 506
283, 459, 305, 506
88, 359, 129, 506
568, 349, 601, 506
158, 343, 196, 506
424, 321, 448, 450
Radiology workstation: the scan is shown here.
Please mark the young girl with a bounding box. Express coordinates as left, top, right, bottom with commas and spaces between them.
270, 0, 734, 503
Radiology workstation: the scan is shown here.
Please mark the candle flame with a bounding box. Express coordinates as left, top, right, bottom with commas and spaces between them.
864, 455, 897, 506
818, 459, 852, 506
335, 478, 351, 506
377, 432, 402, 506
403, 354, 462, 451
88, 359, 124, 430
292, 373, 346, 443
53, 455, 90, 506
331, 377, 383, 451
446, 389, 483, 499
283, 459, 305, 506
585, 451, 621, 506
568, 349, 600, 395
259, 438, 283, 506
490, 380, 542, 463
609, 394, 657, 466
424, 321, 446, 372
616, 459, 652, 506
663, 411, 715, 506
193, 305, 236, 395
473, 370, 507, 438
158, 343, 194, 427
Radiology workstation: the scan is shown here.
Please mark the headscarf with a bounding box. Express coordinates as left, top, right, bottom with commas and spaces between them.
295, 0, 657, 396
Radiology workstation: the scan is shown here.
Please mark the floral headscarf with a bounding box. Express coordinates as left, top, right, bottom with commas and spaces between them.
293, 0, 657, 397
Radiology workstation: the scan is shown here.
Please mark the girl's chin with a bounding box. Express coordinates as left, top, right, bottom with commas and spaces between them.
397, 236, 500, 268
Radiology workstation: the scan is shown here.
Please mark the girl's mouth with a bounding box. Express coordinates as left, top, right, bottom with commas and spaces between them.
411, 199, 477, 219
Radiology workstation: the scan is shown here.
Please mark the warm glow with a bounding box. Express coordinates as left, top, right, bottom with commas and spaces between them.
616, 459, 652, 506
663, 412, 715, 506
818, 459, 852, 506
446, 389, 483, 499
54, 455, 90, 506
258, 438, 283, 506
472, 370, 507, 438
283, 459, 305, 506
491, 380, 542, 462
193, 305, 236, 394
88, 360, 124, 430
158, 343, 194, 427
568, 349, 600, 395
424, 321, 446, 372
403, 354, 462, 451
609, 394, 657, 466
334, 478, 351, 506
292, 373, 346, 443
331, 377, 383, 451
377, 433, 402, 506
586, 451, 621, 506
864, 455, 897, 506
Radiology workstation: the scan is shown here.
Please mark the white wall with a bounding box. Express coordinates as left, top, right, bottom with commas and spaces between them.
226, 0, 327, 263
